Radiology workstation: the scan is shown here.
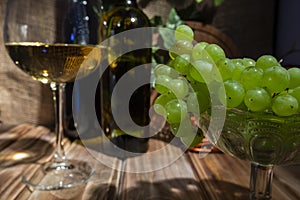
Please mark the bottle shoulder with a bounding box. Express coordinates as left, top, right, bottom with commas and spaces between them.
101, 6, 150, 27
99, 4, 151, 40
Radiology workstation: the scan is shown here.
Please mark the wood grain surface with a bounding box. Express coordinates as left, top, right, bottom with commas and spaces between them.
0, 124, 299, 200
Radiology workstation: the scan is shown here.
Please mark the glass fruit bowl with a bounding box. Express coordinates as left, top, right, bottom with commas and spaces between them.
152, 24, 300, 199
199, 108, 300, 199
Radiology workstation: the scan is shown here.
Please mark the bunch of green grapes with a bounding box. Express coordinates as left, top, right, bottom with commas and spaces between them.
217, 55, 300, 117
153, 24, 300, 147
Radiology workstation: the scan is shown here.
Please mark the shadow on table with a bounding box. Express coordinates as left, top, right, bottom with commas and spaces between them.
118, 178, 249, 200
0, 138, 53, 168
28, 183, 117, 200
201, 179, 249, 199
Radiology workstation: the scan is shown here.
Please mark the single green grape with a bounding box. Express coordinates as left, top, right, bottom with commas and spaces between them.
154, 93, 174, 106
271, 94, 298, 116
262, 66, 290, 94
153, 93, 174, 117
189, 60, 214, 83
153, 64, 178, 78
240, 66, 264, 90
191, 42, 209, 61
288, 86, 300, 111
153, 104, 166, 118
169, 40, 193, 59
165, 99, 188, 123
231, 59, 246, 80
174, 24, 194, 42
255, 55, 280, 70
187, 91, 211, 115
219, 80, 245, 108
154, 75, 172, 94
172, 54, 191, 75
242, 57, 256, 68
169, 78, 189, 99
216, 58, 235, 81
186, 92, 199, 114
288, 67, 300, 89
231, 58, 244, 68
244, 88, 271, 112
204, 43, 226, 63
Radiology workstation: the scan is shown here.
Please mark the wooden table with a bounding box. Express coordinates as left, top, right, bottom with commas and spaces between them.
0, 124, 299, 200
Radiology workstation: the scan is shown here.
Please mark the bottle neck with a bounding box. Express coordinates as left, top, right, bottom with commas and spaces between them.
117, 0, 138, 7
101, 0, 138, 12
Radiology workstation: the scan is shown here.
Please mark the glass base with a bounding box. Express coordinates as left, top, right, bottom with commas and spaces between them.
22, 159, 94, 191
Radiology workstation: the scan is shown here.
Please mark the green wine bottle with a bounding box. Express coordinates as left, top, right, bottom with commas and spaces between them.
98, 0, 151, 153
64, 0, 101, 139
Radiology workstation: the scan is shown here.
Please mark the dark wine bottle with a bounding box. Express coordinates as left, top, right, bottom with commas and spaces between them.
64, 0, 101, 139
98, 0, 151, 153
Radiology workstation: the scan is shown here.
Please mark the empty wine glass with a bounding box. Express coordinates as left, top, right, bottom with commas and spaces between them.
3, 0, 101, 190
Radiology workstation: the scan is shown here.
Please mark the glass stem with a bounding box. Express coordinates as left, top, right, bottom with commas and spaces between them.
250, 162, 274, 200
50, 82, 66, 163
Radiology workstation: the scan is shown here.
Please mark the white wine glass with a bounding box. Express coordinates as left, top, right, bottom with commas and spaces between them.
3, 0, 100, 190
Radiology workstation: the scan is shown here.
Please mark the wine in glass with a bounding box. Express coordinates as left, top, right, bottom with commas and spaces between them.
3, 0, 101, 190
